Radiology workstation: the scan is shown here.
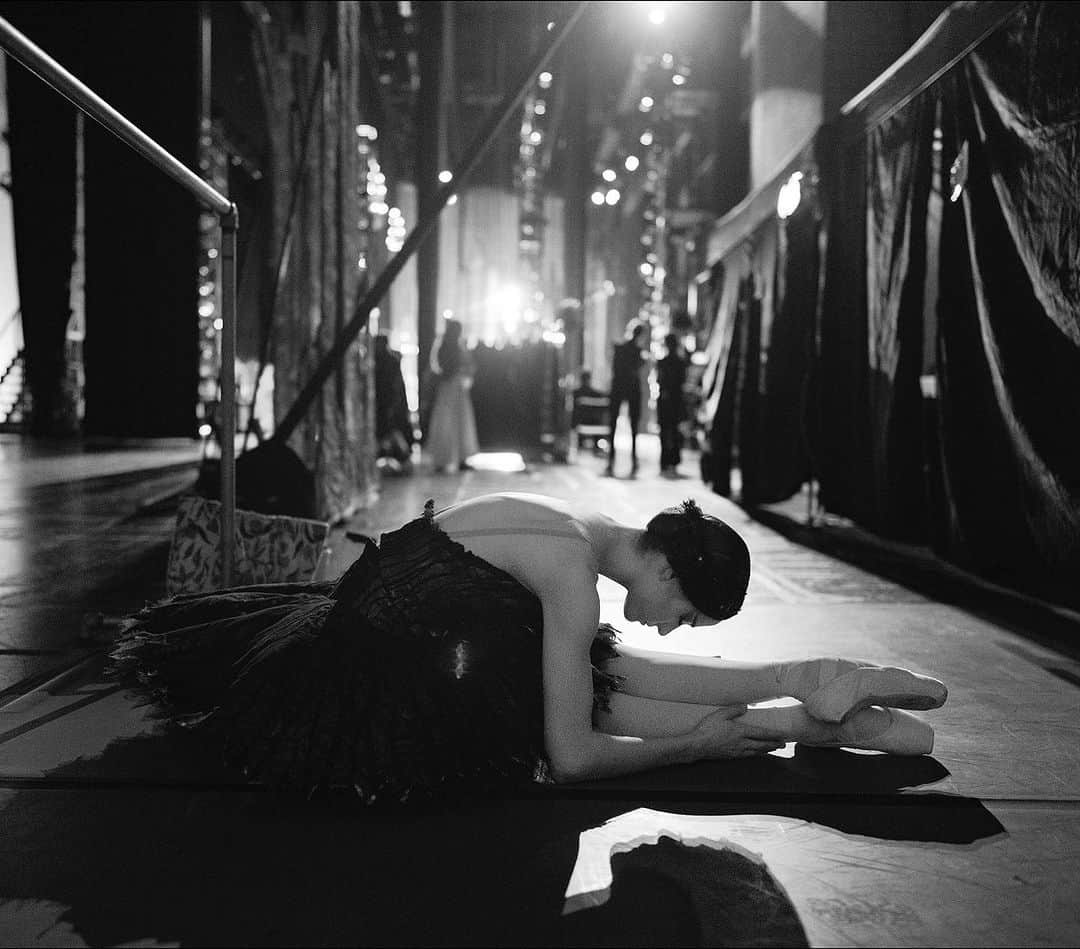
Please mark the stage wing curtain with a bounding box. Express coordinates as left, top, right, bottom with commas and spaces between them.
863, 92, 935, 540
699, 255, 747, 497
815, 124, 872, 523
7, 43, 76, 435
935, 2, 1080, 607
749, 202, 819, 505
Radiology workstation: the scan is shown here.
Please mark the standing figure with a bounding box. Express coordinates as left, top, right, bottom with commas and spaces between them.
605, 320, 650, 477
426, 318, 478, 473
374, 334, 414, 472
657, 332, 688, 476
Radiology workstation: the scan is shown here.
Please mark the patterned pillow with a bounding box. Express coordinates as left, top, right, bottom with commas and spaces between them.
165, 496, 330, 594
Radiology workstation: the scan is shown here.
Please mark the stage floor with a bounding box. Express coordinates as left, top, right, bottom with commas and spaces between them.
1, 439, 1078, 946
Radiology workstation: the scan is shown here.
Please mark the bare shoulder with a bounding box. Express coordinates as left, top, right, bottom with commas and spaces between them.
435, 493, 602, 628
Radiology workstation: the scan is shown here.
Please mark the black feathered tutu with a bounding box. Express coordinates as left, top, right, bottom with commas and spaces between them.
109, 502, 622, 802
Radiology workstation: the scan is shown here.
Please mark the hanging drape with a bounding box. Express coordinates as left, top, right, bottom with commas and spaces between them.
934, 2, 1080, 604
863, 93, 935, 540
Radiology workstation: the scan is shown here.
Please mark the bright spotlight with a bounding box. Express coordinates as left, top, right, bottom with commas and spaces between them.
590, 191, 606, 206
776, 172, 803, 219
602, 168, 617, 182
639, 96, 654, 112
538, 71, 553, 88
438, 169, 453, 183
648, 5, 666, 25
605, 188, 621, 205
640, 130, 654, 147
624, 155, 640, 172
672, 74, 686, 86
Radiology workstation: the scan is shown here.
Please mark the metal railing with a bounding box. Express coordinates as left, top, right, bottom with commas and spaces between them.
0, 16, 239, 585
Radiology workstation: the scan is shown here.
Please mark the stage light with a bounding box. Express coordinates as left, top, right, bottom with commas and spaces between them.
605, 188, 621, 205
591, 191, 606, 206
602, 168, 617, 182
534, 100, 547, 116
438, 169, 453, 183
640, 130, 654, 146
776, 171, 803, 219
538, 71, 553, 89
624, 155, 640, 171
648, 5, 667, 25
639, 96, 654, 112
672, 74, 686, 86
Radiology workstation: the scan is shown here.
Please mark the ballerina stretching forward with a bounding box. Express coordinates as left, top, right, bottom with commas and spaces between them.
111, 492, 947, 800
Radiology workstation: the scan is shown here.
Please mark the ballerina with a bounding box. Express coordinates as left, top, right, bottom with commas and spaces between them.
110, 492, 947, 800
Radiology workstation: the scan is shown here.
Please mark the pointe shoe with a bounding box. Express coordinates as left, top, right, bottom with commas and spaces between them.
784, 658, 948, 723
802, 707, 935, 756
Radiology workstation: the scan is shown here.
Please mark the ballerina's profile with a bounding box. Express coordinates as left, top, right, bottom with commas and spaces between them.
111, 492, 947, 801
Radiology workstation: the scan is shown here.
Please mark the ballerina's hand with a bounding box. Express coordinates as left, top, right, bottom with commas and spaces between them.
691, 705, 786, 759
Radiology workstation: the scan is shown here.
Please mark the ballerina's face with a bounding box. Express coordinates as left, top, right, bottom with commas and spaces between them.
622, 551, 714, 636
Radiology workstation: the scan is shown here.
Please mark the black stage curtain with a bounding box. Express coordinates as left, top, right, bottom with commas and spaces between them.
471, 341, 559, 451
6, 22, 77, 435
863, 93, 935, 540
748, 203, 819, 505
934, 2, 1080, 606
816, 92, 934, 539
698, 260, 744, 497
815, 124, 873, 523
5, 2, 201, 438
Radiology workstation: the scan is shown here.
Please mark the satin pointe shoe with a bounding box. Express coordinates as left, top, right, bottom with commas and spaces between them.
782, 658, 948, 723
801, 707, 935, 756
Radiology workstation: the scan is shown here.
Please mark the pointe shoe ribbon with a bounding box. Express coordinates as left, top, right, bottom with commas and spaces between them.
791, 659, 948, 723
802, 707, 935, 756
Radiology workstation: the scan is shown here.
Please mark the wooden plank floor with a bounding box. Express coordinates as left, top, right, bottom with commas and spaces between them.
1, 436, 1078, 946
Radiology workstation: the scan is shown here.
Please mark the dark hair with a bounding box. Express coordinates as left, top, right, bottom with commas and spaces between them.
641, 499, 750, 621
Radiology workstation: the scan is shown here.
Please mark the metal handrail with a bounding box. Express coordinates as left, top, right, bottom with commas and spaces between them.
0, 15, 238, 586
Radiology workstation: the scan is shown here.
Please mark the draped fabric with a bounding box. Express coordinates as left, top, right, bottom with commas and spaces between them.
697, 1, 1080, 610
863, 94, 935, 539
699, 261, 745, 497
815, 124, 873, 523
750, 203, 819, 505
934, 3, 1080, 604
110, 505, 623, 802
7, 41, 77, 435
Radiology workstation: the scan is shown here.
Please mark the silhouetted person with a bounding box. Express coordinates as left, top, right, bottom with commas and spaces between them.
374, 334, 414, 473
657, 332, 688, 476
605, 321, 650, 477
426, 317, 478, 472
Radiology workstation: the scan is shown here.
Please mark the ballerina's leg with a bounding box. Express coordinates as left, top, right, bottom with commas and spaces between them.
604, 644, 947, 722
596, 692, 934, 756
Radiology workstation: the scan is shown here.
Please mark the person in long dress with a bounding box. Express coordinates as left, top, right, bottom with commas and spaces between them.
110, 492, 947, 802
426, 318, 478, 473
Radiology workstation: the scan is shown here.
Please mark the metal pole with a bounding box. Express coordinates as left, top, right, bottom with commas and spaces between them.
0, 15, 232, 217
0, 14, 240, 588
274, 1, 591, 442
220, 206, 239, 587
